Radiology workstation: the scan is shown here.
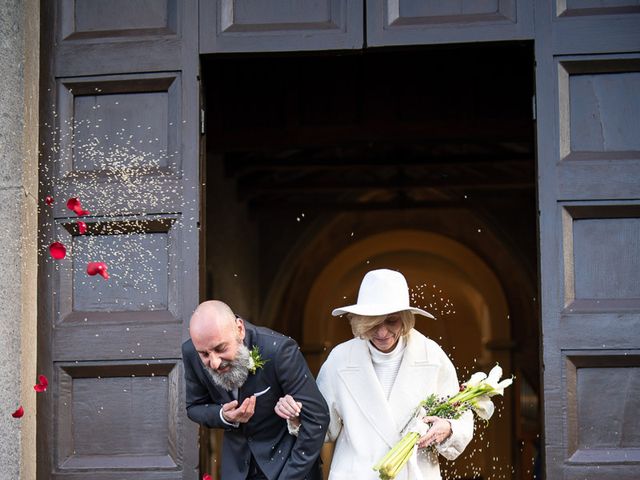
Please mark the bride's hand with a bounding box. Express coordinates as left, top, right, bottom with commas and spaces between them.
274, 394, 302, 422
417, 416, 452, 448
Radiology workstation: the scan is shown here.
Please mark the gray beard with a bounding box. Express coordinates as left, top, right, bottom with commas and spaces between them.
205, 343, 252, 391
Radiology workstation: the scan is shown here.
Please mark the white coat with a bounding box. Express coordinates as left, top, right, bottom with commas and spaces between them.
316, 329, 473, 480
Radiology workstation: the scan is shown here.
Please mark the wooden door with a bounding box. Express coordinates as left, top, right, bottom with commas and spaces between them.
199, 0, 363, 53
38, 1, 200, 479
534, 2, 640, 479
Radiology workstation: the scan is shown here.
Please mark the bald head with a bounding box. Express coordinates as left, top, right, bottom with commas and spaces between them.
189, 301, 246, 370
191, 300, 235, 334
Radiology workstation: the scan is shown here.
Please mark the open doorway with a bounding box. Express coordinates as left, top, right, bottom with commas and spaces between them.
201, 43, 540, 480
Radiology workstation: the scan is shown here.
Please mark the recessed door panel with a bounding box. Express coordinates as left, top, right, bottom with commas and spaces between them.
367, 0, 533, 46
199, 0, 363, 52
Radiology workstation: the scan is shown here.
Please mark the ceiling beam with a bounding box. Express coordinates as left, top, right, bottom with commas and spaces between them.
208, 118, 534, 153
249, 198, 474, 213
225, 153, 534, 176
238, 178, 534, 200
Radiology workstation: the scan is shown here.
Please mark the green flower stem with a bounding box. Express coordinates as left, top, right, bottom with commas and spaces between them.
373, 432, 420, 479
442, 384, 492, 407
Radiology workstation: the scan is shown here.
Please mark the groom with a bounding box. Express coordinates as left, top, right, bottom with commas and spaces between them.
182, 300, 329, 480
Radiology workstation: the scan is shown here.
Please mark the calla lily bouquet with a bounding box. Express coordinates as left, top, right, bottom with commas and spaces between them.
373, 364, 514, 480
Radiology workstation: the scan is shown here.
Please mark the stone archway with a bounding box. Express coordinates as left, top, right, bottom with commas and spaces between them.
303, 229, 508, 361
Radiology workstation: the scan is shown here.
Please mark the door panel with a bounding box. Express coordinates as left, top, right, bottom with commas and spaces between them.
70, 0, 177, 34
367, 0, 533, 46
52, 73, 184, 215
54, 360, 181, 476
199, 0, 363, 52
552, 7, 640, 54
39, 1, 199, 479
557, 56, 640, 200
56, 0, 180, 75
535, 2, 640, 478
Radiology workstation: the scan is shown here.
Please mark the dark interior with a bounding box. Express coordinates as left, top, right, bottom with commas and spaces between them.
203, 43, 535, 215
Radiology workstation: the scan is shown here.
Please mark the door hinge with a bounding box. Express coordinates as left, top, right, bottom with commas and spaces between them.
532, 94, 537, 121
200, 108, 206, 135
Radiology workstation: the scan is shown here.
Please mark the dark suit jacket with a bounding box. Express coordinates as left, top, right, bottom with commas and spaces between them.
183, 321, 329, 480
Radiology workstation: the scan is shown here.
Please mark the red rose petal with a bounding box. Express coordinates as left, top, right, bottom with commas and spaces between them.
67, 197, 81, 212
45, 196, 54, 206
87, 262, 109, 280
98, 265, 109, 280
67, 197, 90, 217
49, 242, 66, 260
78, 221, 87, 235
202, 474, 212, 480
12, 406, 24, 418
34, 374, 48, 393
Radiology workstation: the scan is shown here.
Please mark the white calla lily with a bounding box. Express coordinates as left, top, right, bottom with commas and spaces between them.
464, 372, 487, 387
488, 377, 514, 397
471, 395, 495, 420
486, 364, 503, 386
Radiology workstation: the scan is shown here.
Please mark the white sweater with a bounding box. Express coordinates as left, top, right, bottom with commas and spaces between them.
367, 336, 406, 399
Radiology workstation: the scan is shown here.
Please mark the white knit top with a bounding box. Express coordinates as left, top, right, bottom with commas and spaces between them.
367, 336, 406, 399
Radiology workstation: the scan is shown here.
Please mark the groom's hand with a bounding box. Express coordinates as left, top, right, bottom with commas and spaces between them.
221, 396, 256, 424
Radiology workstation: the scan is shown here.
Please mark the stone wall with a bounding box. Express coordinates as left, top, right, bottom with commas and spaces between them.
0, 0, 40, 478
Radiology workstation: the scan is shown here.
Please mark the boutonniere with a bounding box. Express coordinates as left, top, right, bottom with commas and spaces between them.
248, 345, 267, 374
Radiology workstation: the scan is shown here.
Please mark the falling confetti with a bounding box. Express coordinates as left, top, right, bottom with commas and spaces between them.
38, 109, 183, 307
34, 374, 49, 393
11, 406, 24, 418
410, 283, 455, 318
49, 242, 66, 260
87, 261, 109, 280
45, 195, 54, 206
78, 221, 87, 235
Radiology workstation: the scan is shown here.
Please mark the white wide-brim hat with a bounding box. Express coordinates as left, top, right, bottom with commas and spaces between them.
332, 268, 435, 319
